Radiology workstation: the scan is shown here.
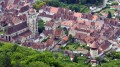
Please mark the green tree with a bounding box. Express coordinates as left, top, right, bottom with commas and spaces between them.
107, 11, 112, 18
38, 20, 45, 33
0, 42, 4, 46
47, 0, 60, 7
73, 55, 78, 63
33, 2, 46, 11
69, 5, 80, 12
0, 53, 12, 67
111, 2, 118, 6
80, 0, 87, 4
11, 45, 18, 52
28, 61, 49, 67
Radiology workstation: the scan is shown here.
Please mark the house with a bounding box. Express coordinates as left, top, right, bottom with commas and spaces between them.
23, 42, 46, 51
40, 30, 53, 42
45, 21, 54, 30
54, 29, 62, 39
98, 40, 112, 56
74, 32, 87, 42
111, 5, 120, 10
114, 10, 120, 16
73, 12, 82, 18
52, 45, 60, 51
61, 20, 74, 29
38, 12, 53, 22
85, 36, 96, 46
69, 26, 77, 37
58, 36, 68, 46
45, 38, 54, 50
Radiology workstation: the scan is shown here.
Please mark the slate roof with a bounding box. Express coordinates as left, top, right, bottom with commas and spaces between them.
6, 21, 28, 34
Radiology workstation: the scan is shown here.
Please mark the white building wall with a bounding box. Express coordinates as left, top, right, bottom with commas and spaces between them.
90, 49, 98, 59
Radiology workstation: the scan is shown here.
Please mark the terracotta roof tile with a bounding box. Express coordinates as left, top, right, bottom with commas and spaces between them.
63, 36, 68, 41
61, 20, 74, 27
73, 12, 82, 18
99, 40, 111, 51
46, 39, 54, 47
90, 41, 99, 48
55, 29, 62, 37
50, 7, 59, 14
45, 21, 54, 27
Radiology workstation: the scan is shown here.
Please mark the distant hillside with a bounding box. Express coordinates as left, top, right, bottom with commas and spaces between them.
0, 42, 89, 67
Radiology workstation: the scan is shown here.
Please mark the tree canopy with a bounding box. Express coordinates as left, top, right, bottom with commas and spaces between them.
0, 42, 89, 67
38, 20, 45, 33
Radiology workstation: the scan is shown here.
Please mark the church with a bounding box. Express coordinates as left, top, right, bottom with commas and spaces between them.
3, 8, 38, 44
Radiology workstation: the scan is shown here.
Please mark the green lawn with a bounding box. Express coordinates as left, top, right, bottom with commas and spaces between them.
0, 31, 4, 34
64, 42, 89, 50
100, 8, 116, 16
65, 42, 80, 50
102, 8, 115, 13
80, 5, 90, 13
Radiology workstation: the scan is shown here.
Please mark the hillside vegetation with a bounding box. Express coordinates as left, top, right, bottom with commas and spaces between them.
0, 42, 89, 67
33, 0, 104, 13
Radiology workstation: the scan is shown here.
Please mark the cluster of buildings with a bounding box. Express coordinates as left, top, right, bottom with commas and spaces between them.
1, 0, 120, 65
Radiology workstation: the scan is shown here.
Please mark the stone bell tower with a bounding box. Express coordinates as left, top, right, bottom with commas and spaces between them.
27, 8, 38, 37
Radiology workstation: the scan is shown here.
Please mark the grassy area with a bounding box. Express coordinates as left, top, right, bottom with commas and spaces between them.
64, 42, 89, 50
80, 5, 90, 13
0, 31, 4, 34
65, 42, 80, 50
101, 8, 115, 14
96, 7, 116, 16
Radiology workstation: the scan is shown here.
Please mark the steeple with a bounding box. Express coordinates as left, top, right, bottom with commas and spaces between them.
27, 8, 38, 38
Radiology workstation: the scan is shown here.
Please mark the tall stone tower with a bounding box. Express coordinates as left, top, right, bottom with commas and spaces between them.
103, 0, 108, 8
90, 41, 99, 59
27, 8, 38, 37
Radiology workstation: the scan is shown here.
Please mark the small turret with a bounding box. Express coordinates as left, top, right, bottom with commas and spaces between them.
90, 41, 99, 59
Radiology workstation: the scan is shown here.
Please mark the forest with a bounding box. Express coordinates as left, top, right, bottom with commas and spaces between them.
0, 42, 89, 67
0, 42, 120, 67
33, 0, 104, 13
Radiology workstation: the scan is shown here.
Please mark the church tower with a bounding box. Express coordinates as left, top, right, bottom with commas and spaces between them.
27, 8, 38, 37
90, 41, 99, 59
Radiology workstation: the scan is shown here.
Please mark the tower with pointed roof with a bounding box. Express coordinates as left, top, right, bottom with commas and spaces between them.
27, 8, 38, 37
90, 41, 99, 59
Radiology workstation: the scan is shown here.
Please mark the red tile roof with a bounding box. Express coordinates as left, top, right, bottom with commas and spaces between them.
90, 41, 99, 48
45, 21, 54, 27
46, 39, 54, 47
63, 36, 68, 41
99, 40, 111, 51
55, 29, 62, 37
50, 7, 59, 14
73, 12, 82, 18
